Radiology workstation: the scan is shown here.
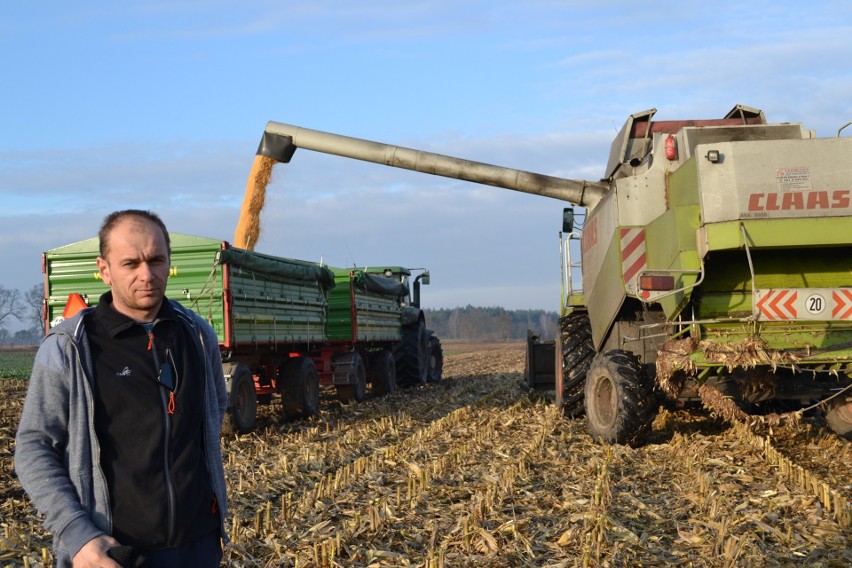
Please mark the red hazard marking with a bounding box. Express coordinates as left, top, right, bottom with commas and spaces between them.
623, 252, 647, 283
756, 290, 798, 320
779, 291, 798, 318
620, 228, 645, 259
620, 228, 647, 290
832, 289, 852, 320
755, 291, 771, 318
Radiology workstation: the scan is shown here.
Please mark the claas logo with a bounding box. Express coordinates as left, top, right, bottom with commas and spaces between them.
748, 190, 850, 211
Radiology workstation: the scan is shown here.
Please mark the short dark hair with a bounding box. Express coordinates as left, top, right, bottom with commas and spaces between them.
98, 210, 171, 259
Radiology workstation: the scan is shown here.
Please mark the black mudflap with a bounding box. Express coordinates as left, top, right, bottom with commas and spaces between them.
523, 330, 557, 392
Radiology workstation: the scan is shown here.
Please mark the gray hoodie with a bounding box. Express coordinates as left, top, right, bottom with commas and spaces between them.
15, 301, 229, 567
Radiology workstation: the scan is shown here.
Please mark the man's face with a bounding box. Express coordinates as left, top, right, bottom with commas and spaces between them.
96, 217, 170, 321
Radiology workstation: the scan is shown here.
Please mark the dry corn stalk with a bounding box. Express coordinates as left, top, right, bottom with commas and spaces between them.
3, 346, 850, 566
656, 338, 698, 397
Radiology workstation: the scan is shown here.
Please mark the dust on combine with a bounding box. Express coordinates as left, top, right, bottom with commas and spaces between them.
3, 344, 850, 567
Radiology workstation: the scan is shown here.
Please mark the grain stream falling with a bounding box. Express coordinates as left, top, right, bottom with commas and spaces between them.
234, 155, 277, 250
2, 344, 850, 567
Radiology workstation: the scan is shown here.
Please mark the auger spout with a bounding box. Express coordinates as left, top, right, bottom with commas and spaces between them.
259, 121, 608, 209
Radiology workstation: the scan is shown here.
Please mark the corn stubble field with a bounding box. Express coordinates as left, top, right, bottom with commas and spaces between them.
1, 342, 851, 567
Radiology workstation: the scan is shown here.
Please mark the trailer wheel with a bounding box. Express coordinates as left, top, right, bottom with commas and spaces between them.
584, 349, 658, 446
426, 333, 443, 383
228, 363, 257, 434
370, 350, 397, 396
396, 320, 428, 386
337, 352, 367, 403
280, 357, 320, 420
824, 395, 852, 440
560, 312, 595, 418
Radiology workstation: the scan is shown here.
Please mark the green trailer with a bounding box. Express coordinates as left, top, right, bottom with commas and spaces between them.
43, 233, 443, 433
327, 266, 442, 388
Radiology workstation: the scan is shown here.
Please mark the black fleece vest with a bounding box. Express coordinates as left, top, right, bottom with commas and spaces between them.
87, 293, 219, 550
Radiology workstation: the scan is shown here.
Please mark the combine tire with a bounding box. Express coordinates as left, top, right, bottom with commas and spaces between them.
227, 363, 257, 434
395, 320, 428, 386
370, 350, 397, 396
584, 349, 658, 446
824, 395, 852, 440
559, 312, 595, 417
336, 352, 368, 403
280, 357, 320, 420
426, 333, 443, 383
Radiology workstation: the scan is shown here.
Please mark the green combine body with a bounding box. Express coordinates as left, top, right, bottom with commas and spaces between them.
43, 234, 442, 433
545, 107, 852, 444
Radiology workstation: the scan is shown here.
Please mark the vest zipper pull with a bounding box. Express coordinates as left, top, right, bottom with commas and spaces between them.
167, 391, 176, 414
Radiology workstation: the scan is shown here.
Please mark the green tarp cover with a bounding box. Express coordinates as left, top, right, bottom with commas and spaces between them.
354, 271, 409, 297
218, 248, 336, 290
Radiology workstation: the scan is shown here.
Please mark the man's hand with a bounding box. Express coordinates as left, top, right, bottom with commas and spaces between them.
72, 535, 122, 568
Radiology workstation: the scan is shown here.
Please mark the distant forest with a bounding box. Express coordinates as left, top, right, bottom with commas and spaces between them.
423, 306, 558, 341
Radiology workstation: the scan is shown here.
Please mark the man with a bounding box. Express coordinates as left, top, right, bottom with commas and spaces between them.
16, 210, 229, 567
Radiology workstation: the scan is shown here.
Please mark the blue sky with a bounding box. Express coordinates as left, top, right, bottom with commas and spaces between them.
2, 1, 851, 320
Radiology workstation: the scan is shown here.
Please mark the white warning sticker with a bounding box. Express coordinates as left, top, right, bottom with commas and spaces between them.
775, 167, 812, 192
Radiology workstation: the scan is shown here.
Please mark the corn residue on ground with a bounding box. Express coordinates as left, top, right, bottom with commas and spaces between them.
1, 344, 850, 566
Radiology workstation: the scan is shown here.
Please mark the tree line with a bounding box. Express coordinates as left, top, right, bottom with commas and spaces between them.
0, 283, 559, 346
0, 284, 44, 346
423, 306, 558, 341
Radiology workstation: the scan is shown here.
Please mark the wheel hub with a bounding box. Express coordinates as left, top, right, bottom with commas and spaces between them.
593, 376, 617, 428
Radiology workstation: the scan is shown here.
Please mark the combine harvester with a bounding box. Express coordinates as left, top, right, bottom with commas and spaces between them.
43, 238, 443, 434
246, 105, 852, 444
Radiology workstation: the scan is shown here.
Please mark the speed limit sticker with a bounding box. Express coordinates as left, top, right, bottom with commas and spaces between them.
805, 293, 826, 315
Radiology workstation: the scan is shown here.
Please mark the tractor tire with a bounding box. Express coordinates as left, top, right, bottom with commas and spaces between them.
280, 356, 320, 420
370, 349, 397, 396
584, 349, 658, 446
336, 352, 368, 403
824, 395, 852, 440
426, 333, 443, 384
559, 312, 595, 418
395, 320, 428, 387
227, 363, 257, 434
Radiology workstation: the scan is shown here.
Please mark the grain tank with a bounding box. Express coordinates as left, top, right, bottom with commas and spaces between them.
252, 105, 852, 444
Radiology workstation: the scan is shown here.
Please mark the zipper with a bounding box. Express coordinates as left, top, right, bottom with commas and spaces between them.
159, 387, 177, 543
149, 322, 177, 544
